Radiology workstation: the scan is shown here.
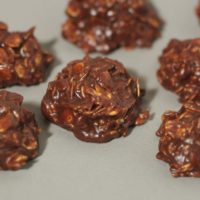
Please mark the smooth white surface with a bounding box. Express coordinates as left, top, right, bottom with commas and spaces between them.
0, 0, 199, 200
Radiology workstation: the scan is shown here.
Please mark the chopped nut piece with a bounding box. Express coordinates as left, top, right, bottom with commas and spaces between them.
4, 33, 23, 48
42, 56, 149, 143
135, 111, 150, 126
157, 39, 200, 102
0, 22, 54, 88
156, 100, 200, 177
62, 0, 163, 54
61, 109, 74, 124
108, 110, 118, 116
73, 62, 84, 73
15, 64, 26, 78
0, 112, 16, 133
0, 91, 40, 170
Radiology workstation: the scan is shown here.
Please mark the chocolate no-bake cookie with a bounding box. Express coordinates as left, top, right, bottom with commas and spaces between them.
41, 56, 149, 143
0, 91, 40, 170
156, 100, 200, 177
0, 22, 54, 88
157, 39, 200, 102
62, 0, 162, 54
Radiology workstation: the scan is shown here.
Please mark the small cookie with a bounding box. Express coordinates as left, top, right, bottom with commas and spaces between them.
0, 22, 54, 88
157, 39, 200, 102
156, 100, 200, 177
0, 91, 40, 170
41, 56, 149, 143
62, 0, 162, 54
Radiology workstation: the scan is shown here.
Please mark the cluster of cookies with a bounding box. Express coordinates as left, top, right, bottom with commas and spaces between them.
157, 39, 200, 177
0, 0, 199, 178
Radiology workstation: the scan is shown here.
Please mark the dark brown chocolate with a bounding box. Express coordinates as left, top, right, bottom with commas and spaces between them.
156, 100, 200, 177
157, 39, 200, 103
62, 0, 162, 54
0, 91, 40, 170
41, 56, 149, 143
0, 22, 54, 88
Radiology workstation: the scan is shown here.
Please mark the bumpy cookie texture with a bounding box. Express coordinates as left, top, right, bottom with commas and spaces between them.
0, 22, 54, 88
62, 0, 162, 54
0, 91, 40, 170
42, 56, 149, 143
157, 39, 200, 102
156, 100, 200, 177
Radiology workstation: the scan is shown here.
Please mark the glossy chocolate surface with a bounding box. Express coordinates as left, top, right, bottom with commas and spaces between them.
42, 56, 149, 143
